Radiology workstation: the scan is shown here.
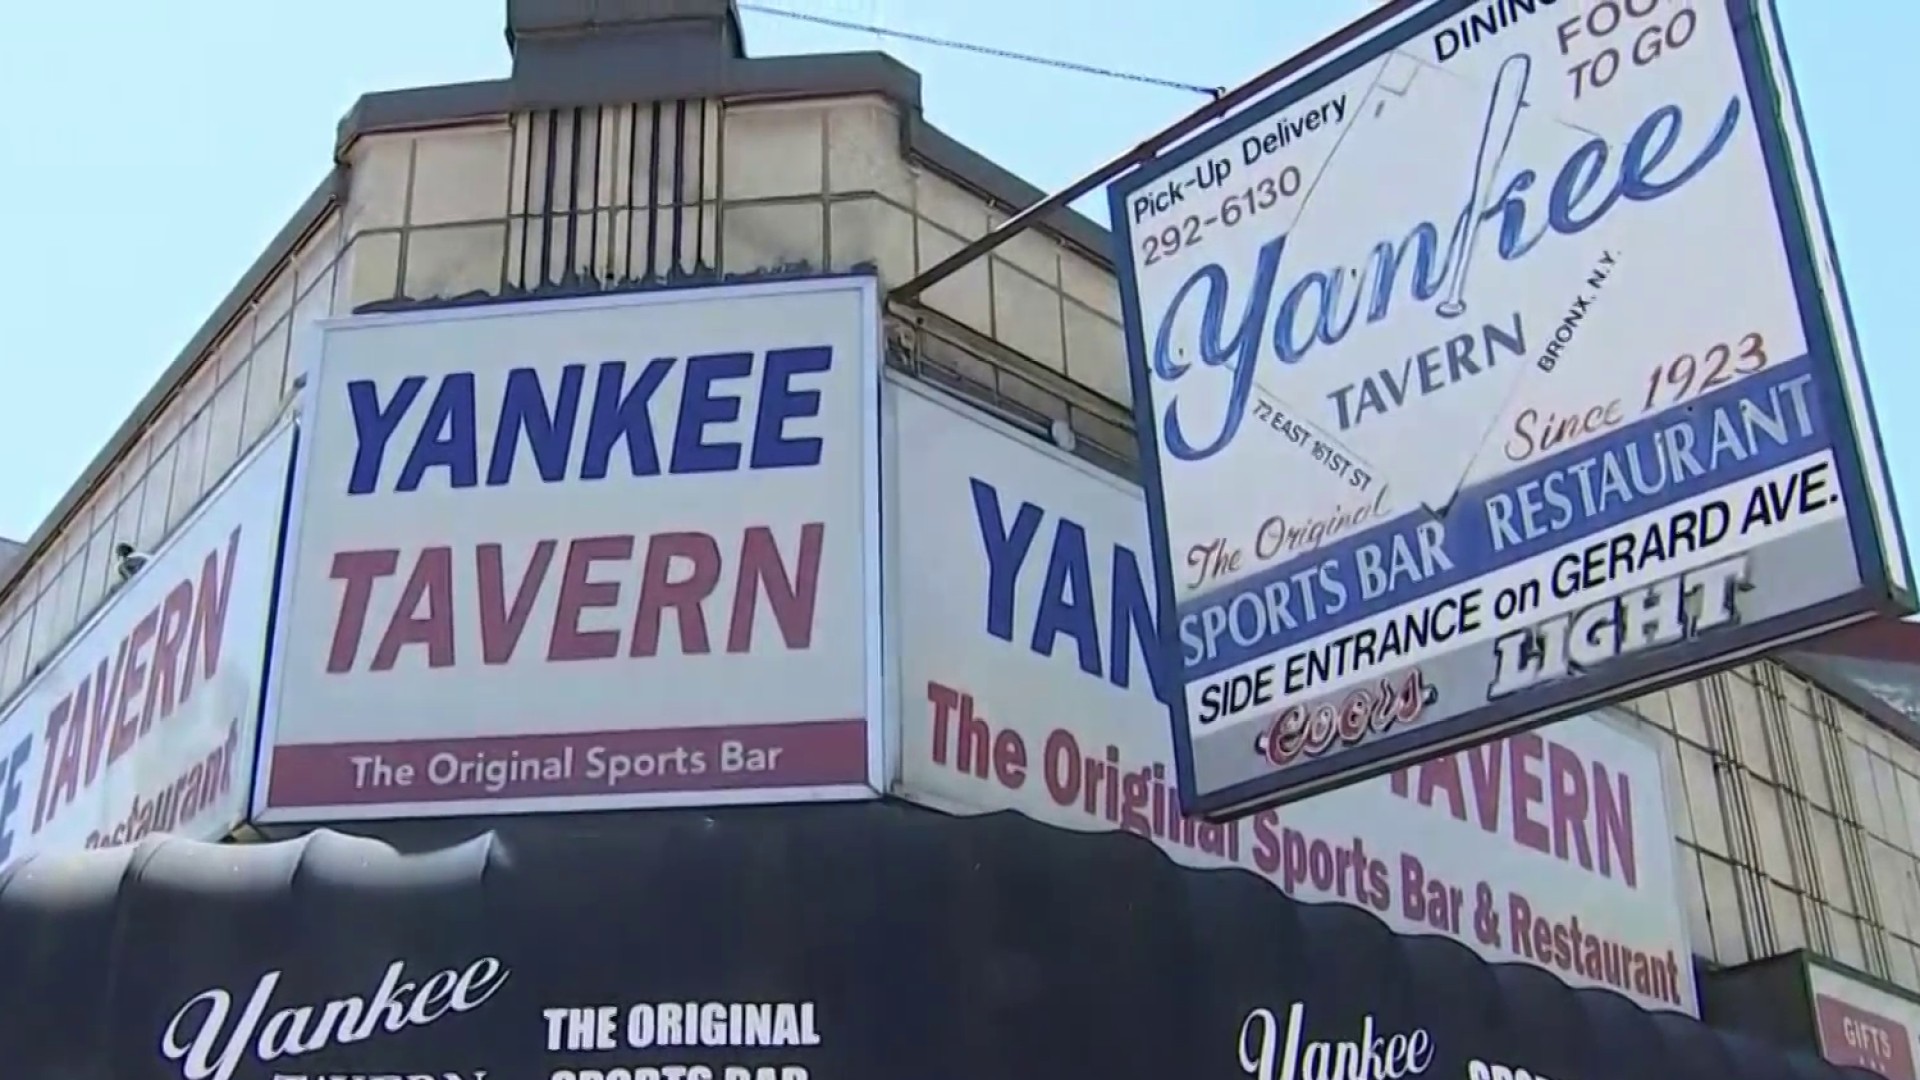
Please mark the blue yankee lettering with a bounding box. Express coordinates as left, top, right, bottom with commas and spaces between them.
971, 478, 1170, 705
343, 346, 834, 495
0, 733, 31, 868
1148, 54, 1742, 460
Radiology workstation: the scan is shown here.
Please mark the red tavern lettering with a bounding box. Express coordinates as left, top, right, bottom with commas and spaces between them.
33, 527, 242, 834
1386, 728, 1637, 887
323, 524, 823, 672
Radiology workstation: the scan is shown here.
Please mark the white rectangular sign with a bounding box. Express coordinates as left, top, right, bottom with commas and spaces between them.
254, 278, 885, 822
0, 421, 293, 870
1108, 0, 1912, 817
888, 379, 1697, 1013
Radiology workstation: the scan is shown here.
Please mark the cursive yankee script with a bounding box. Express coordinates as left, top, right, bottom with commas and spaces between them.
160, 957, 509, 1080
1149, 51, 1742, 462
1240, 1001, 1435, 1080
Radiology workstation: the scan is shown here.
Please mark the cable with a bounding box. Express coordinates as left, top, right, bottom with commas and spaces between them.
738, 2, 1224, 98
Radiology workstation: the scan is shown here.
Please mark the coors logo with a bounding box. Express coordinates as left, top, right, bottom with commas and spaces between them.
159, 957, 509, 1080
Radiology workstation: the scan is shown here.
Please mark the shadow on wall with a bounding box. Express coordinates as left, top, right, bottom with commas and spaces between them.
0, 539, 21, 578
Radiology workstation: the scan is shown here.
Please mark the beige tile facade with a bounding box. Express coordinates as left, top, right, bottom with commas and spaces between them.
3, 90, 1916, 997
1622, 668, 1920, 988
0, 214, 339, 700
332, 95, 1126, 402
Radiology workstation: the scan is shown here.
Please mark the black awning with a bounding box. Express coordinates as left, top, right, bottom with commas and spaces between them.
0, 802, 1867, 1080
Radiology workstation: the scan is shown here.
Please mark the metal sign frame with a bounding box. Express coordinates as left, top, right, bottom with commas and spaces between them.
1107, 0, 1913, 820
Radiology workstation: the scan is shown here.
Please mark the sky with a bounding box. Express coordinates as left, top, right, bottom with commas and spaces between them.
0, 1, 1910, 553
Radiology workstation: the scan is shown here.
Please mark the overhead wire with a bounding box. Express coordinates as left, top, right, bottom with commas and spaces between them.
737, 2, 1226, 98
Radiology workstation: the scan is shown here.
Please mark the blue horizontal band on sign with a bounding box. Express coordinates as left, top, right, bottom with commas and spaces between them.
1180, 356, 1831, 680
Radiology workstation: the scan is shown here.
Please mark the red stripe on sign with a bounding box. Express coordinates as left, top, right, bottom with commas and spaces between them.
265, 719, 870, 806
